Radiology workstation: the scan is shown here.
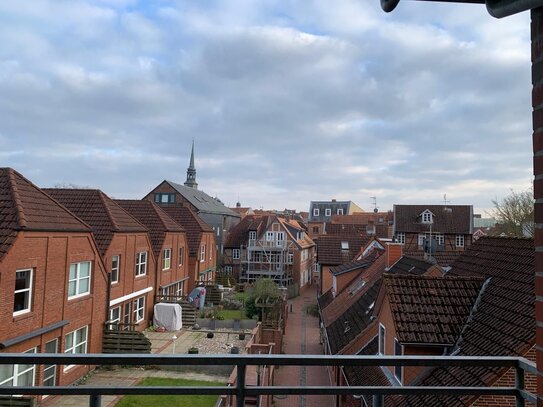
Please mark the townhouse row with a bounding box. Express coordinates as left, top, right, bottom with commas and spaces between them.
0, 168, 216, 396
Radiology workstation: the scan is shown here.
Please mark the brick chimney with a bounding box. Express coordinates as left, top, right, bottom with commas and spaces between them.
385, 242, 403, 269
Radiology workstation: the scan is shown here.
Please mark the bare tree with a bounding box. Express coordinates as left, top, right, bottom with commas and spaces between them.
492, 189, 534, 237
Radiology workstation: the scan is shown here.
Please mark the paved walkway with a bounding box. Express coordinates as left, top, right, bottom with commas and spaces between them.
274, 284, 335, 407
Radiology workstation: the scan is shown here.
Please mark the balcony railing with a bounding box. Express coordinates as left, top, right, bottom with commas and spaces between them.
0, 354, 536, 407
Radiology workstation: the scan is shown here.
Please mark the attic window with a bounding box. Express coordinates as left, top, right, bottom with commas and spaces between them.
365, 301, 375, 315
341, 241, 349, 250
350, 279, 366, 296
344, 321, 351, 333
421, 210, 433, 224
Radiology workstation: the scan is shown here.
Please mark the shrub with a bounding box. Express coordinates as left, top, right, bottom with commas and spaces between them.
221, 297, 243, 310
304, 304, 319, 318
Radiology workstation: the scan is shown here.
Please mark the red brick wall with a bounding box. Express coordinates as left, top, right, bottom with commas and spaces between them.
533, 8, 543, 407
0, 231, 108, 390
321, 265, 333, 295
473, 347, 536, 407
157, 232, 189, 295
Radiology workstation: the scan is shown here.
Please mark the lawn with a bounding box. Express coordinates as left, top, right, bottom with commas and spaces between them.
115, 377, 225, 407
216, 309, 248, 320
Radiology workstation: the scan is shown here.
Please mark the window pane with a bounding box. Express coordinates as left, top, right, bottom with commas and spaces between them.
65, 333, 74, 350
69, 264, 76, 280
18, 369, 34, 386
0, 365, 14, 383
79, 277, 89, 294
68, 281, 76, 297
15, 270, 30, 290
13, 292, 29, 312
79, 262, 90, 277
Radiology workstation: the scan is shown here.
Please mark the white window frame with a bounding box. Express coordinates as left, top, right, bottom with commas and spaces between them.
133, 296, 145, 323
456, 234, 465, 247
233, 249, 240, 260
111, 255, 120, 284
313, 208, 319, 217
224, 266, 233, 275
435, 233, 445, 246
179, 247, 184, 266
394, 338, 403, 383
422, 210, 433, 224
162, 248, 172, 270
418, 233, 427, 247
109, 306, 121, 323
395, 232, 405, 245
378, 324, 386, 355
200, 244, 206, 262
287, 253, 294, 264
135, 252, 147, 276
325, 208, 332, 217
276, 232, 285, 245
0, 347, 36, 387
13, 269, 33, 316
64, 326, 88, 372
68, 261, 91, 299
249, 231, 257, 240
266, 231, 274, 241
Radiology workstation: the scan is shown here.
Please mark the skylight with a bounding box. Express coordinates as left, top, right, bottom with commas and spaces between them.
341, 241, 349, 250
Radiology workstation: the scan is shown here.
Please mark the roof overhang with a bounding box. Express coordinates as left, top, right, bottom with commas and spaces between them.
381, 0, 543, 18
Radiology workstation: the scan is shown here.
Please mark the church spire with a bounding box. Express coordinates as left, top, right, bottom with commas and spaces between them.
184, 140, 198, 189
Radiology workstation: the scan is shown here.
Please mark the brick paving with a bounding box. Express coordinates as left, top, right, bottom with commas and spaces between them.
274, 284, 335, 407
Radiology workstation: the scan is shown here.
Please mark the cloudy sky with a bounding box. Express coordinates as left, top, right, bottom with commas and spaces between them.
0, 0, 533, 213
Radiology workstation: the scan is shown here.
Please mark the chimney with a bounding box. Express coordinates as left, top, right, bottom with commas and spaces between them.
385, 242, 403, 269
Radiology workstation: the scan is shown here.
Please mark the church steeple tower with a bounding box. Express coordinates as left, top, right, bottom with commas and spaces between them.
184, 140, 198, 189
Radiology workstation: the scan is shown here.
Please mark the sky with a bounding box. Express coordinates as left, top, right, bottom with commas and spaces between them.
0, 0, 533, 214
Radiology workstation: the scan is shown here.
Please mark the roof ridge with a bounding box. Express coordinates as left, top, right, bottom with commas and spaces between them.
99, 190, 120, 231
7, 169, 28, 229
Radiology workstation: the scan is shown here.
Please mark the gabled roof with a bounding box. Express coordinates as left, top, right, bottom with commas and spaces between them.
384, 274, 485, 345
403, 249, 462, 267
329, 253, 381, 277
160, 180, 239, 217
115, 200, 185, 259
43, 188, 147, 256
159, 204, 214, 257
394, 204, 472, 234
0, 168, 91, 261
326, 278, 382, 355
317, 234, 370, 265
394, 236, 534, 406
387, 255, 437, 275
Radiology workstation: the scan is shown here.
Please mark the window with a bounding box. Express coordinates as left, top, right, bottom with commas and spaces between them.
233, 249, 240, 260
109, 306, 121, 323
287, 253, 294, 263
277, 232, 285, 245
325, 208, 331, 217
312, 226, 319, 234
421, 210, 433, 224
68, 262, 91, 299
162, 248, 171, 270
341, 241, 349, 250
64, 326, 88, 371
337, 208, 344, 215
249, 231, 257, 240
395, 232, 405, 244
224, 266, 233, 275
0, 348, 36, 386
266, 231, 274, 241
418, 233, 427, 247
378, 324, 386, 355
394, 338, 403, 383
135, 252, 147, 276
435, 233, 444, 245
14, 269, 32, 315
179, 247, 184, 266
154, 193, 175, 203
43, 339, 58, 387
133, 296, 145, 323
200, 245, 206, 262
313, 208, 319, 217
456, 234, 465, 247
111, 255, 120, 284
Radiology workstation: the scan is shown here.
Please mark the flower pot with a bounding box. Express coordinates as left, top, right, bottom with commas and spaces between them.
188, 348, 199, 354
230, 346, 239, 354
238, 333, 246, 340
207, 332, 214, 339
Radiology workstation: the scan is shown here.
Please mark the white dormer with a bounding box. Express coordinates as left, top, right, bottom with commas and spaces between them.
420, 209, 434, 224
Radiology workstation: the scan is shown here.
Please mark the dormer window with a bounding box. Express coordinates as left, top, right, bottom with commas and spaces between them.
249, 231, 257, 240
421, 210, 433, 224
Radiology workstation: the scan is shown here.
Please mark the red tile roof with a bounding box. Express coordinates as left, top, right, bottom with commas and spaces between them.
384, 274, 485, 345
0, 168, 91, 260
115, 200, 185, 259
394, 204, 472, 234
317, 234, 370, 265
394, 236, 534, 406
43, 188, 147, 256
159, 204, 213, 257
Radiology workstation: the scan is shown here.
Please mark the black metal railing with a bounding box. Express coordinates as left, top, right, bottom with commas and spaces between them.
0, 354, 536, 407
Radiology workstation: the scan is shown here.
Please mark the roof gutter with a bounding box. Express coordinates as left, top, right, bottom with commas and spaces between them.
380, 0, 543, 18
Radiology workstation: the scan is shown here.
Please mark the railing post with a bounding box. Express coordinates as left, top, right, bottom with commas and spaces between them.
515, 366, 525, 407
89, 394, 101, 407
236, 362, 246, 407
373, 394, 384, 407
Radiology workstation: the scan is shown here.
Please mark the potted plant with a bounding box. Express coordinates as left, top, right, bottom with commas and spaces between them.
238, 333, 246, 340
230, 346, 239, 354
207, 332, 214, 339
188, 347, 199, 354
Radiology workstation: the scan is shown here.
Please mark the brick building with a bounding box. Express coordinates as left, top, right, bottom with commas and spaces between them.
115, 200, 190, 299
158, 204, 217, 293
0, 168, 108, 397
44, 188, 156, 331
